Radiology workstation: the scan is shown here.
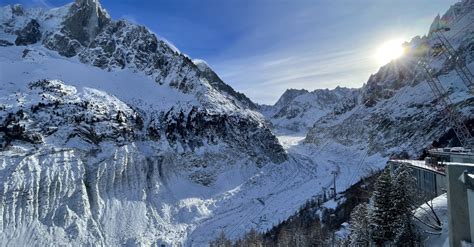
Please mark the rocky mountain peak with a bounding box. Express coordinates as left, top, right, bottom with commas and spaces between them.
192, 59, 257, 109
273, 89, 309, 109
260, 87, 358, 132
429, 0, 474, 34
62, 0, 110, 46
11, 4, 24, 16
75, 0, 100, 6
14, 19, 41, 45
429, 14, 442, 34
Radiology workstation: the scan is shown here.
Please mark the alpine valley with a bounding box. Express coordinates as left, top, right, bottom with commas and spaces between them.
0, 0, 473, 246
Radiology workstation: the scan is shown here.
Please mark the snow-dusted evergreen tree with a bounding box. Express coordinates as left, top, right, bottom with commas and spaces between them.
370, 168, 396, 245
242, 228, 263, 247
349, 203, 370, 246
306, 219, 323, 246
392, 165, 417, 246
209, 231, 232, 247
276, 225, 293, 247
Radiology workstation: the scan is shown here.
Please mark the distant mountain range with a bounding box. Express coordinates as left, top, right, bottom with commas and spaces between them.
259, 87, 359, 133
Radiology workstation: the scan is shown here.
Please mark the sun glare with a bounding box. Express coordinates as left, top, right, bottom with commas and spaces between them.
375, 39, 406, 66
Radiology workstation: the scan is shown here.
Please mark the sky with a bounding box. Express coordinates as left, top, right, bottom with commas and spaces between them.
2, 0, 459, 104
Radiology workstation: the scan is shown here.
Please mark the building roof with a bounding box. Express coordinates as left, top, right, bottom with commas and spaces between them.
390, 159, 474, 175
389, 159, 446, 175
445, 162, 474, 167
429, 147, 474, 157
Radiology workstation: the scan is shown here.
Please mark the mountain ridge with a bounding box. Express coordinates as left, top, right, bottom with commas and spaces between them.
259, 87, 359, 133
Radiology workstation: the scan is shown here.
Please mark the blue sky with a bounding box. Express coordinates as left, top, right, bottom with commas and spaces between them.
3, 0, 458, 104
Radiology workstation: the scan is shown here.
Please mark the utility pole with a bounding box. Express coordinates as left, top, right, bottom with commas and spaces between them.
331, 171, 337, 199
330, 214, 336, 247
322, 187, 327, 202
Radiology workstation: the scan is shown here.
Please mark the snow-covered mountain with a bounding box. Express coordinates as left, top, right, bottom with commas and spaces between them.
306, 0, 474, 158
0, 1, 298, 245
259, 87, 359, 133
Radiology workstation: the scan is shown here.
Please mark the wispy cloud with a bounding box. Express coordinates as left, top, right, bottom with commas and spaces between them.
31, 0, 52, 8
211, 46, 377, 104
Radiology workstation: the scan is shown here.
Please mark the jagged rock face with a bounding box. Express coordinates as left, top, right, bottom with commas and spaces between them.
11, 4, 24, 15
0, 39, 13, 46
306, 92, 474, 158
1, 141, 272, 245
43, 31, 83, 57
42, 0, 110, 57
78, 20, 202, 93
260, 87, 359, 132
0, 79, 285, 164
62, 0, 110, 46
273, 89, 309, 110
0, 80, 140, 149
273, 88, 358, 119
360, 55, 418, 108
0, 1, 256, 109
157, 108, 285, 164
14, 19, 41, 45
0, 149, 99, 245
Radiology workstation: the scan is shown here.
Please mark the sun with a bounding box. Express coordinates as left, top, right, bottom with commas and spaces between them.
375, 39, 406, 66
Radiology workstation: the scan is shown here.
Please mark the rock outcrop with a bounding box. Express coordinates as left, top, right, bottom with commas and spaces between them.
14, 19, 41, 45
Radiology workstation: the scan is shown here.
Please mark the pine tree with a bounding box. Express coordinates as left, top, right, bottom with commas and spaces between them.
306, 219, 323, 246
209, 231, 232, 247
276, 225, 292, 247
349, 203, 370, 247
370, 168, 396, 246
244, 228, 263, 247
234, 238, 244, 247
391, 165, 417, 246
